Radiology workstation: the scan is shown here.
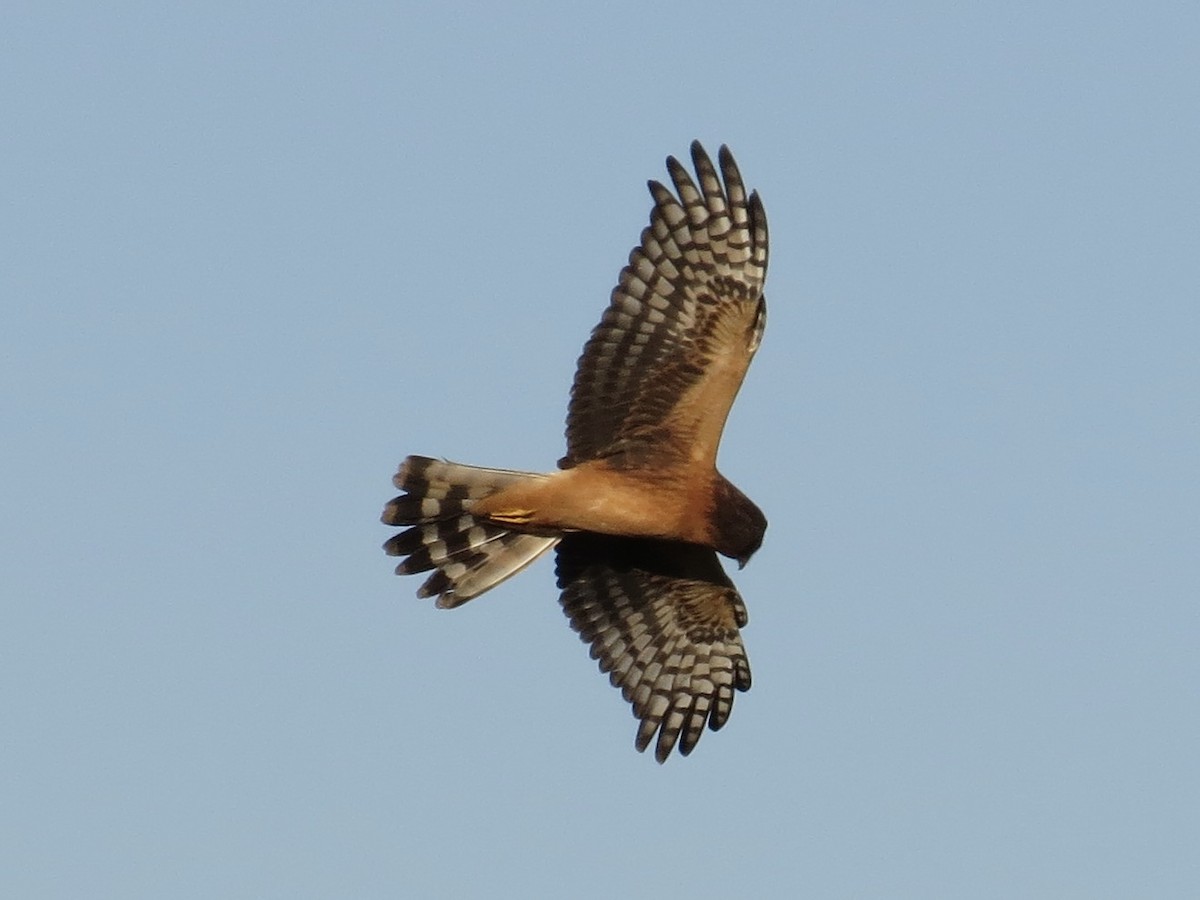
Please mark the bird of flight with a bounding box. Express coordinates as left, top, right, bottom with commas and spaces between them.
383, 141, 769, 762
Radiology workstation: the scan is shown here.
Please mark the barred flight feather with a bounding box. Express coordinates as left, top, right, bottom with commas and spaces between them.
382, 456, 559, 608
556, 534, 751, 762
564, 142, 769, 469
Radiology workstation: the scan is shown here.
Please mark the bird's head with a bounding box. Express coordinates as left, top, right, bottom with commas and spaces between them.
712, 474, 767, 568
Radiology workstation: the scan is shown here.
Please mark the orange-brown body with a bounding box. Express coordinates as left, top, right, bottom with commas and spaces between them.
469, 460, 716, 546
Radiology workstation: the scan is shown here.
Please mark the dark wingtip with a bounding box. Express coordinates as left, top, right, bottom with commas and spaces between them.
750, 189, 767, 227
663, 154, 687, 186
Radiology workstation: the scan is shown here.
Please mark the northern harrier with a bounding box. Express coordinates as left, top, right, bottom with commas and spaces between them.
383, 141, 769, 761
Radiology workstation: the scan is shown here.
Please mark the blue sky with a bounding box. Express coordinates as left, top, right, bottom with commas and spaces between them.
3, 3, 1198, 897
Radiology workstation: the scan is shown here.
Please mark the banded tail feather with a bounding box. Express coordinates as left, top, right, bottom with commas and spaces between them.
381, 456, 560, 608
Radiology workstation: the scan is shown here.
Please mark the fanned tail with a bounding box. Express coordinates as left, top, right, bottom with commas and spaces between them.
382, 456, 560, 608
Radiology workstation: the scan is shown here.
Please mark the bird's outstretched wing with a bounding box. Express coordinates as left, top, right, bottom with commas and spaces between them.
563, 141, 768, 469
556, 533, 751, 762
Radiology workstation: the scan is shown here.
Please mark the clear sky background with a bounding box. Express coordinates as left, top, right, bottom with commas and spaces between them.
3, 3, 1198, 898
